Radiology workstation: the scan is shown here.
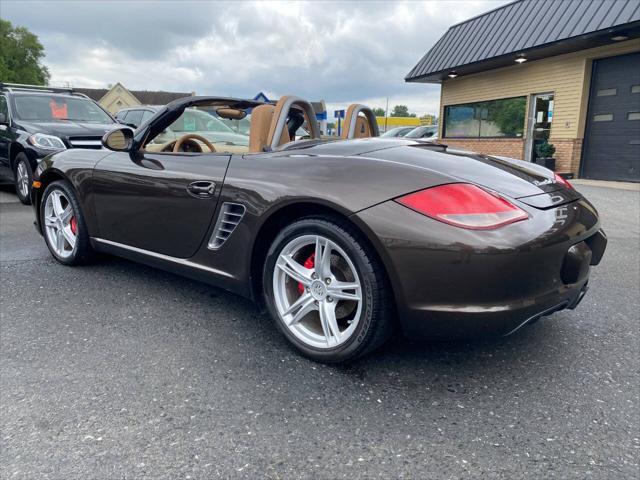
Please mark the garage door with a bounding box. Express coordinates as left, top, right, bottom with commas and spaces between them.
582, 52, 640, 182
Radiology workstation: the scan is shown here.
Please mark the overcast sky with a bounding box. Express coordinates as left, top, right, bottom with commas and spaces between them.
3, 0, 507, 118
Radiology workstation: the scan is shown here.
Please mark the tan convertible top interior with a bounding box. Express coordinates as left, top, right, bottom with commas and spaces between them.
143, 95, 322, 155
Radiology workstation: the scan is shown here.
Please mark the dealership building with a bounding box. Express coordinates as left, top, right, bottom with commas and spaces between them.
406, 0, 640, 182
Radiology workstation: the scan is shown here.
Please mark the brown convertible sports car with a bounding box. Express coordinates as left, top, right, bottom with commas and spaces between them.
30, 95, 607, 362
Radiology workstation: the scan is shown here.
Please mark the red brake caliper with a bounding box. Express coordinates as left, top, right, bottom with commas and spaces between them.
297, 253, 315, 295
70, 217, 78, 235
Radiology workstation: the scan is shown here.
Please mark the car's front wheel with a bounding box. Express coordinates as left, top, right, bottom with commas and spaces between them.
14, 153, 33, 205
40, 180, 93, 265
263, 217, 394, 363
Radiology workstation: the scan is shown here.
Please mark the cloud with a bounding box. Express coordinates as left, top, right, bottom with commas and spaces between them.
3, 0, 507, 117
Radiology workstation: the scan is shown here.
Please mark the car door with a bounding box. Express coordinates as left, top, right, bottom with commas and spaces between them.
92, 150, 230, 258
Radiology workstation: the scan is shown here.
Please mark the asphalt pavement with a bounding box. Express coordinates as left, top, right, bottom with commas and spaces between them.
1, 183, 638, 479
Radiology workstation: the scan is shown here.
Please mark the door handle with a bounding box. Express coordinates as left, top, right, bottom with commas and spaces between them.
187, 181, 215, 198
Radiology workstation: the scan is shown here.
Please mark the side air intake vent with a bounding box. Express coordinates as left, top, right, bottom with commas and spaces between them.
208, 202, 246, 250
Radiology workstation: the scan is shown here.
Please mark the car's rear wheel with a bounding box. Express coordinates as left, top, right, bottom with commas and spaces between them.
41, 180, 93, 265
263, 217, 394, 363
14, 153, 32, 205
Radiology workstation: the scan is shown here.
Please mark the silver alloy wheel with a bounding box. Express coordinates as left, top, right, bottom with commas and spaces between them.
16, 161, 29, 198
273, 235, 363, 349
44, 189, 77, 259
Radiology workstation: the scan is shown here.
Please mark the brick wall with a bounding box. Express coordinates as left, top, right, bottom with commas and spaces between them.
552, 139, 582, 175
442, 138, 582, 175
443, 138, 525, 160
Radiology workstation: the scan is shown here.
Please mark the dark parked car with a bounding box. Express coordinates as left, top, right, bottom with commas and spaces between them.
380, 126, 415, 138
405, 125, 439, 140
31, 95, 606, 363
0, 83, 118, 204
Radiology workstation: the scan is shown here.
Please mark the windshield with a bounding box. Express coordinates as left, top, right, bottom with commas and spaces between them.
12, 94, 113, 124
405, 126, 438, 138
148, 107, 251, 148
208, 112, 251, 135
169, 108, 235, 134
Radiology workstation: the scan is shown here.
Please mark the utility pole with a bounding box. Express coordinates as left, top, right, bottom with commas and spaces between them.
384, 97, 389, 133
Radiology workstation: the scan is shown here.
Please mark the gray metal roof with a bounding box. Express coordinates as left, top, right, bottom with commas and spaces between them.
406, 0, 640, 83
75, 87, 192, 104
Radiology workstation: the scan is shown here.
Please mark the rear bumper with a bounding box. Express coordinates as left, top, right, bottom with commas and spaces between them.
354, 197, 606, 339
398, 280, 589, 339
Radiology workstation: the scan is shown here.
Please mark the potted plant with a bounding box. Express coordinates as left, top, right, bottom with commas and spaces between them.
535, 141, 556, 171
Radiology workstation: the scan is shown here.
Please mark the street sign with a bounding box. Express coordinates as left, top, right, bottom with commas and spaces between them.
334, 109, 345, 119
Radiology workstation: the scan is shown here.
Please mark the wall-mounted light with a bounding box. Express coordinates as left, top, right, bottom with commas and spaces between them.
448, 71, 458, 78
515, 54, 527, 64
611, 35, 628, 41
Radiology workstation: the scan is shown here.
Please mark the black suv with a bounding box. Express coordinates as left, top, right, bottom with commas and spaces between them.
0, 83, 118, 204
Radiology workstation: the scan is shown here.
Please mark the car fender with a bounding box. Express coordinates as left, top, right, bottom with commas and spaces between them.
34, 149, 114, 236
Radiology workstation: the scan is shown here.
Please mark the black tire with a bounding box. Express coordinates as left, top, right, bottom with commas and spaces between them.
13, 153, 33, 205
263, 216, 395, 363
40, 180, 93, 266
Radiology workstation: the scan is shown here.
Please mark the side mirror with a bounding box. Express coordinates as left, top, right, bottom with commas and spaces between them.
0, 112, 7, 125
102, 127, 134, 152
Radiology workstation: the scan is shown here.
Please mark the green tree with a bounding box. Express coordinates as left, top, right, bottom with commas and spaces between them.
391, 105, 416, 117
0, 20, 50, 85
372, 107, 386, 117
485, 97, 526, 136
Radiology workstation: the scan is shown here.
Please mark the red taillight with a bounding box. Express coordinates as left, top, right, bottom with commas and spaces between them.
396, 183, 528, 230
554, 173, 573, 189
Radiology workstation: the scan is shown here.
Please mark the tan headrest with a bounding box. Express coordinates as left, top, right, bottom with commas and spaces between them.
249, 104, 275, 153
353, 116, 371, 138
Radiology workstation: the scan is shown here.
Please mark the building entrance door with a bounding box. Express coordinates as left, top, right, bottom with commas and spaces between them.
525, 93, 554, 163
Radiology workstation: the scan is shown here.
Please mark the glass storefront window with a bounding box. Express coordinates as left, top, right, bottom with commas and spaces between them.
444, 97, 526, 138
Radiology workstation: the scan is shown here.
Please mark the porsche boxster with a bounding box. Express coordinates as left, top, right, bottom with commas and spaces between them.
31, 95, 607, 362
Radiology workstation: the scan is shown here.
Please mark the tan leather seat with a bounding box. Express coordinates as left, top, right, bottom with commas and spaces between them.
277, 124, 291, 146
249, 104, 291, 153
249, 104, 276, 153
353, 116, 371, 138
341, 104, 371, 139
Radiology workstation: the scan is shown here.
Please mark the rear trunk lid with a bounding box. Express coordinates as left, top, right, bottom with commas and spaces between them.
364, 142, 580, 208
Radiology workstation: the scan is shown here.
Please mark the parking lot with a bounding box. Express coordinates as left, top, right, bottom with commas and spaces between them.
1, 183, 638, 479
